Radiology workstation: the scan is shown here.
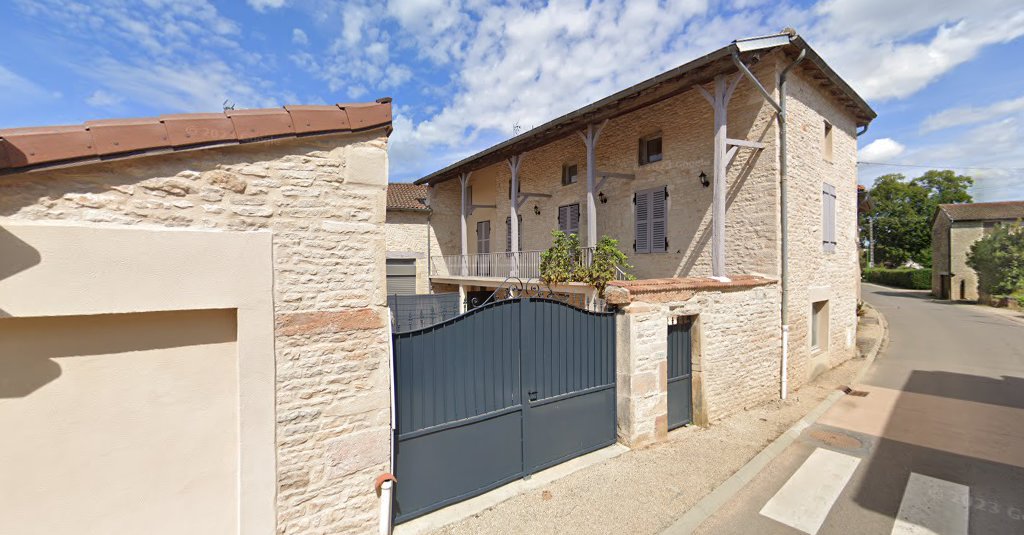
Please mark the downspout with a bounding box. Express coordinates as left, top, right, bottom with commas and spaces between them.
777, 48, 806, 400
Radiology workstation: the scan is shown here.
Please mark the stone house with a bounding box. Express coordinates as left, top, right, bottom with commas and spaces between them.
931, 201, 1024, 301
416, 31, 875, 433
0, 101, 394, 535
384, 183, 437, 295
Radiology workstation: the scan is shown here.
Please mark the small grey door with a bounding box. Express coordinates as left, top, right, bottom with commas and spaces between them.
386, 258, 417, 295
667, 317, 693, 429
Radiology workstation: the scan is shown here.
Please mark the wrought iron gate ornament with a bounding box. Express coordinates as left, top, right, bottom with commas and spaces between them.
468, 276, 592, 310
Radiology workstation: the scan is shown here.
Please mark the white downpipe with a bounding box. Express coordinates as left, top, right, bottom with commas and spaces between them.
379, 481, 395, 535
781, 325, 789, 400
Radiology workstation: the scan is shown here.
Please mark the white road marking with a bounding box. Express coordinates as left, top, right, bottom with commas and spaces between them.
759, 447, 861, 534
892, 473, 969, 535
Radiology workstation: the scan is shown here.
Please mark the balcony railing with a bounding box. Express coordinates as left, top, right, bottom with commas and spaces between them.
430, 248, 629, 281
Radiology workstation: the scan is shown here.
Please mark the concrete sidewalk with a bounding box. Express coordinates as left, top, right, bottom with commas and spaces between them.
418, 306, 886, 535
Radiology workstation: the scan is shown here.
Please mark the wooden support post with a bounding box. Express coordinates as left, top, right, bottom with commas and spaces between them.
459, 172, 471, 276
697, 74, 742, 279
578, 120, 608, 248
507, 155, 522, 277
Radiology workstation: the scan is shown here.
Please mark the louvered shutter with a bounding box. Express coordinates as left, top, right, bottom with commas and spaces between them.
506, 215, 522, 251
822, 183, 837, 252
558, 204, 580, 235
651, 187, 667, 252
477, 220, 490, 253
635, 190, 651, 253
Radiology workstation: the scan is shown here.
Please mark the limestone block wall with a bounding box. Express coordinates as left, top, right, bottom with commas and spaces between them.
932, 212, 952, 297
950, 221, 986, 301
783, 65, 861, 384
0, 130, 391, 535
609, 277, 781, 444
385, 210, 438, 293
429, 55, 783, 281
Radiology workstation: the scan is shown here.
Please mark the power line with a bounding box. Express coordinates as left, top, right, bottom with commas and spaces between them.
857, 161, 1024, 172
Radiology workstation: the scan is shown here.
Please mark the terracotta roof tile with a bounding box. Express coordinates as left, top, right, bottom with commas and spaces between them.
605, 274, 776, 305
939, 201, 1024, 222
0, 98, 392, 173
387, 183, 430, 212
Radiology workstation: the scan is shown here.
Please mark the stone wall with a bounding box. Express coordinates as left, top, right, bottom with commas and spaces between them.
608, 276, 780, 445
932, 211, 951, 297
950, 221, 987, 301
385, 209, 439, 294
0, 130, 391, 535
430, 55, 782, 281
782, 64, 861, 384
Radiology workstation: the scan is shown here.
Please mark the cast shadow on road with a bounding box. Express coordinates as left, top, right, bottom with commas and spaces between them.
849, 369, 1024, 533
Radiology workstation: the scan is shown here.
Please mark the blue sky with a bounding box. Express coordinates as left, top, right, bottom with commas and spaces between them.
1, 0, 1023, 201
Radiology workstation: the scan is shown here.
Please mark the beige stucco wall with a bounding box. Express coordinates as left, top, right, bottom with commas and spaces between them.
950, 221, 987, 301
0, 310, 239, 535
0, 129, 391, 535
385, 209, 439, 293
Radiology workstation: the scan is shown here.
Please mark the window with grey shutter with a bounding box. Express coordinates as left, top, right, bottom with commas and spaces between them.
822, 183, 837, 252
505, 215, 523, 251
561, 163, 578, 186
558, 203, 580, 235
634, 186, 668, 254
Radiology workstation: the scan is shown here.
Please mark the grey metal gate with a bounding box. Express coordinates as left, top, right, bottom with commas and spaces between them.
667, 318, 693, 429
392, 297, 616, 523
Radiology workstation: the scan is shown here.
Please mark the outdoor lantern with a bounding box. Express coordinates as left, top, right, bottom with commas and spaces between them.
699, 170, 710, 188
534, 205, 541, 215
598, 191, 607, 204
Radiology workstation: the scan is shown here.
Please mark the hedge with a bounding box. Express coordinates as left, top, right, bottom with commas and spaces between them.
862, 268, 932, 290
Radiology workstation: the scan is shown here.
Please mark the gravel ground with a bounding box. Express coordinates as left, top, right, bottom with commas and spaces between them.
431, 356, 865, 535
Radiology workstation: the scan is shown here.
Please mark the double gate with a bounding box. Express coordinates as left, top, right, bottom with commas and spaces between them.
391, 297, 617, 522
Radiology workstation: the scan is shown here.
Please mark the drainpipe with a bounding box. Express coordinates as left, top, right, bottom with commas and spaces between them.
778, 48, 806, 400
378, 313, 398, 534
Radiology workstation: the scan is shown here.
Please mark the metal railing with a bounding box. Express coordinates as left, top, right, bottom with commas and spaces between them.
430, 247, 629, 281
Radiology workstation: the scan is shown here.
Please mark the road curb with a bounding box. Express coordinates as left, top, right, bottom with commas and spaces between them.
661, 303, 889, 534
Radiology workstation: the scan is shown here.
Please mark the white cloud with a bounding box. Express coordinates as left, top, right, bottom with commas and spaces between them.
292, 28, 309, 45
921, 95, 1024, 133
859, 138, 906, 162
248, 0, 288, 12
0, 65, 43, 95
86, 89, 123, 108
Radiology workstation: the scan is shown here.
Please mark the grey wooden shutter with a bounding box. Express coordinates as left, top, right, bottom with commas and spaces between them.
506, 215, 522, 251
635, 190, 651, 253
822, 183, 837, 252
558, 204, 580, 235
651, 187, 667, 252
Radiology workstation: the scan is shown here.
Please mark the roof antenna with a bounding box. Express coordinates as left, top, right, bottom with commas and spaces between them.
222, 99, 235, 111
512, 121, 521, 136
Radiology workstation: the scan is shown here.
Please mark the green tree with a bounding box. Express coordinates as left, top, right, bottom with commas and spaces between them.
578, 236, 634, 297
539, 232, 633, 297
862, 170, 973, 267
966, 223, 1024, 297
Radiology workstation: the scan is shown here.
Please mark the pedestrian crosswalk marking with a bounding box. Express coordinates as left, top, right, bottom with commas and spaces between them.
759, 447, 861, 534
892, 473, 969, 535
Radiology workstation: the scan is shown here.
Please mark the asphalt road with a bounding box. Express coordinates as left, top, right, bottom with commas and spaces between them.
695, 283, 1024, 535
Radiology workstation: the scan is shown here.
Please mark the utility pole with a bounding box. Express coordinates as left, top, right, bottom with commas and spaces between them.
868, 217, 875, 268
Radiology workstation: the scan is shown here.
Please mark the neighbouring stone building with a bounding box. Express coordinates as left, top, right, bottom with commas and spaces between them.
414, 31, 874, 433
932, 201, 1024, 301
384, 183, 438, 295
0, 102, 393, 535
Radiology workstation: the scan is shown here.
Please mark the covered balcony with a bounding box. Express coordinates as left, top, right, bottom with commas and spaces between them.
429, 247, 629, 283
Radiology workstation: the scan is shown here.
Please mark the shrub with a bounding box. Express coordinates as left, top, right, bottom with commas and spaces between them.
540, 231, 633, 297
862, 267, 931, 290
966, 223, 1024, 297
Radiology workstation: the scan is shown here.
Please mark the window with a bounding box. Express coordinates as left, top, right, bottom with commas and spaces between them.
823, 121, 834, 162
822, 183, 836, 252
634, 186, 668, 254
638, 134, 663, 165
505, 215, 523, 251
558, 204, 580, 235
561, 163, 578, 186
476, 220, 491, 253
811, 300, 829, 351
386, 259, 417, 296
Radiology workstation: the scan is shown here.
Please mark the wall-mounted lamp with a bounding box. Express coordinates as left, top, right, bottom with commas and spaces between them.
699, 170, 710, 188
534, 205, 541, 215
598, 191, 608, 204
